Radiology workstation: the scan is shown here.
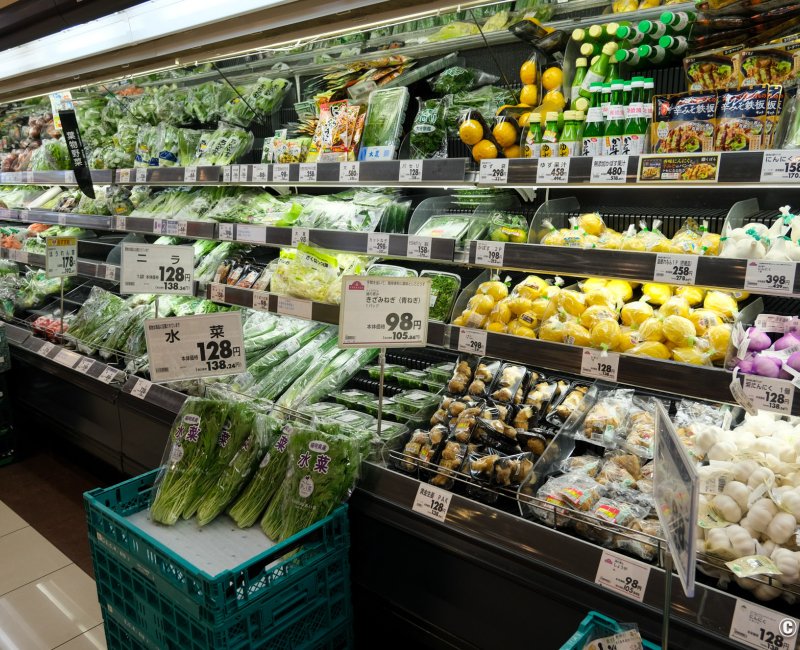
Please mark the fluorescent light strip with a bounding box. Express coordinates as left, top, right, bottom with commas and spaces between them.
0, 0, 291, 82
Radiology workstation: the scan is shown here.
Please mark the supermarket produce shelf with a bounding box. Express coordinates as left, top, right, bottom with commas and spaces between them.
0, 248, 120, 282
205, 283, 340, 324
353, 460, 766, 650
113, 215, 216, 239
22, 209, 114, 231
467, 241, 800, 297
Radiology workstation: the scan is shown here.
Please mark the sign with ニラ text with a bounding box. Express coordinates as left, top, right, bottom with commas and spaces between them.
654, 400, 699, 597
145, 311, 246, 382
121, 243, 193, 295
339, 275, 430, 348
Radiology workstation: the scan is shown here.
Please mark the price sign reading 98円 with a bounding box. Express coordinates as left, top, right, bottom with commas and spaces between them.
338, 276, 430, 348
145, 311, 246, 382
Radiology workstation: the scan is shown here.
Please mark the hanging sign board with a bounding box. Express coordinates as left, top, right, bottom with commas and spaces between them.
58, 109, 94, 199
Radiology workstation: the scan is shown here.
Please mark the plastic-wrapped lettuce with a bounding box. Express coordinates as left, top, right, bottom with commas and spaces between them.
29, 140, 70, 171
134, 125, 159, 167
270, 244, 366, 304
221, 78, 291, 126
194, 124, 253, 165
155, 123, 180, 167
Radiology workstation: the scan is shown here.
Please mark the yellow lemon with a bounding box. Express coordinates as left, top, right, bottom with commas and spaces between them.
581, 278, 608, 293
642, 282, 672, 306
486, 321, 507, 333
606, 280, 633, 302
662, 315, 696, 345
517, 112, 532, 128
590, 320, 622, 351
509, 296, 534, 316
539, 317, 564, 342
672, 346, 709, 365
472, 139, 498, 161
519, 84, 539, 107
578, 212, 605, 236
558, 290, 587, 317
580, 304, 617, 329
675, 285, 706, 306
620, 301, 654, 327
585, 287, 619, 309
704, 291, 738, 321
459, 119, 483, 145
659, 296, 691, 319
514, 324, 537, 339
488, 299, 513, 324
467, 294, 495, 315
503, 144, 522, 158
637, 317, 665, 342
689, 309, 722, 335
627, 341, 671, 359
477, 281, 508, 301
520, 60, 537, 85
706, 324, 732, 361
518, 310, 539, 328
541, 89, 566, 111
542, 66, 563, 91
618, 326, 640, 352
563, 321, 592, 347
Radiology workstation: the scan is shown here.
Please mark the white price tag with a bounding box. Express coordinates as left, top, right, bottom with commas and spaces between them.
252, 164, 268, 182
236, 225, 266, 244
457, 327, 487, 355
339, 276, 430, 348
584, 630, 643, 650
478, 159, 509, 184
152, 219, 164, 234
118, 169, 131, 183
299, 163, 317, 182
653, 253, 699, 286
399, 160, 423, 182
581, 349, 620, 382
75, 357, 94, 374
163, 220, 187, 237
218, 223, 234, 241
291, 227, 309, 247
755, 314, 795, 333
536, 158, 570, 184
223, 166, 232, 182
277, 296, 313, 320
58, 214, 67, 226
121, 243, 194, 295
253, 291, 270, 312
273, 164, 290, 182
183, 166, 197, 182
145, 312, 246, 381
406, 236, 432, 260
474, 241, 505, 267
730, 599, 799, 649
135, 167, 147, 183
130, 378, 152, 399
742, 375, 795, 415
231, 165, 241, 182
45, 236, 77, 278
367, 232, 390, 256
760, 152, 800, 183
38, 341, 55, 357
594, 549, 651, 602
115, 216, 126, 231
97, 367, 118, 384
209, 283, 226, 303
590, 155, 628, 183
411, 482, 452, 523
103, 265, 117, 282
339, 162, 359, 183
745, 260, 796, 295
54, 348, 80, 368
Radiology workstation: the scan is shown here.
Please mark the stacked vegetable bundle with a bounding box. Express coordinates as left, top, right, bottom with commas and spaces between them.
150, 396, 369, 541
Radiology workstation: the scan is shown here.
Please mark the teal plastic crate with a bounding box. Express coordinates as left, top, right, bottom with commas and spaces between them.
84, 470, 348, 624
93, 541, 351, 650
560, 611, 661, 650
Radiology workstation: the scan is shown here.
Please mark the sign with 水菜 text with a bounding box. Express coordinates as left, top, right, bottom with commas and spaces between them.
145, 312, 246, 382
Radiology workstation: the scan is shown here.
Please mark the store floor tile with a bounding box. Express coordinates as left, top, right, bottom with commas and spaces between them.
0, 564, 103, 650
54, 625, 106, 650
0, 500, 27, 537
0, 526, 72, 595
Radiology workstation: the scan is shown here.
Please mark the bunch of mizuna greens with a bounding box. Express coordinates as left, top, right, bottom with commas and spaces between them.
150, 396, 371, 541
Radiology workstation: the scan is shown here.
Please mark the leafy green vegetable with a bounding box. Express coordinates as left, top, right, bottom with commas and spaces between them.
30, 140, 70, 171
423, 271, 461, 321
359, 87, 409, 158
410, 97, 449, 159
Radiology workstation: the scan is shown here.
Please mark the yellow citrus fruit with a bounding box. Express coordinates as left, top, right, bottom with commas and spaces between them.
487, 321, 507, 333
519, 84, 539, 107
472, 139, 498, 161
492, 121, 517, 148
520, 60, 537, 85
517, 112, 532, 128
467, 294, 495, 315
508, 296, 534, 316
459, 119, 484, 146
477, 281, 508, 301
514, 324, 537, 339
542, 67, 563, 91
503, 145, 522, 159
541, 89, 566, 111
489, 299, 513, 324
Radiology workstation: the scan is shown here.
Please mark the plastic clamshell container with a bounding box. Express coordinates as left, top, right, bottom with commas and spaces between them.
313, 402, 348, 418
358, 86, 410, 161
421, 270, 462, 322
364, 397, 396, 417
395, 369, 428, 389
333, 388, 374, 407
414, 214, 472, 241
331, 409, 377, 430
367, 264, 418, 278
366, 421, 410, 462
426, 361, 455, 383
424, 378, 446, 393
364, 363, 406, 380
561, 611, 661, 650
393, 389, 441, 415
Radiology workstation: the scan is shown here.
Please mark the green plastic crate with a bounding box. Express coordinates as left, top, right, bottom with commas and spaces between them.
84, 470, 349, 623
560, 611, 661, 650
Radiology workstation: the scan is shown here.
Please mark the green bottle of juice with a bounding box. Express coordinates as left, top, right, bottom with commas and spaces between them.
623, 77, 646, 155
579, 41, 618, 97
582, 83, 604, 157
524, 112, 543, 158
558, 111, 582, 157
600, 83, 612, 120
602, 79, 625, 156
570, 58, 588, 110
540, 111, 559, 158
